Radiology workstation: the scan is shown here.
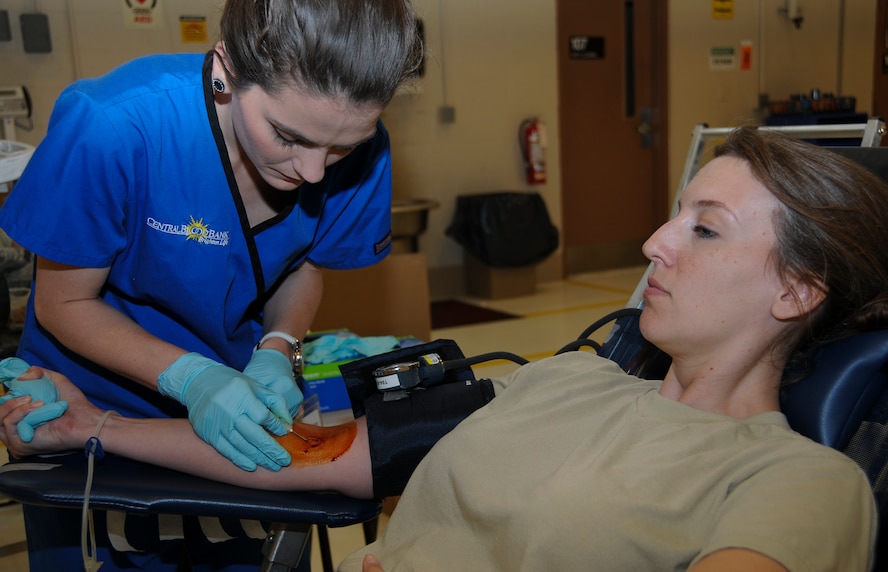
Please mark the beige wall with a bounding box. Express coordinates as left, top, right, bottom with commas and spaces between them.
0, 0, 878, 298
1, 0, 224, 144
384, 0, 560, 294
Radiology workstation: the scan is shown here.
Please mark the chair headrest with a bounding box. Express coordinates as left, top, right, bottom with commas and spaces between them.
780, 330, 888, 449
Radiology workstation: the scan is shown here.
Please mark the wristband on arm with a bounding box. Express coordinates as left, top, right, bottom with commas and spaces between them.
255, 331, 303, 376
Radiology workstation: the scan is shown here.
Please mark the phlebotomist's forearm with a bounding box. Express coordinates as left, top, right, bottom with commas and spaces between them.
261, 260, 323, 341
32, 257, 187, 389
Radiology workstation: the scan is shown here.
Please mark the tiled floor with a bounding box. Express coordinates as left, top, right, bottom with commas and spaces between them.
0, 265, 648, 571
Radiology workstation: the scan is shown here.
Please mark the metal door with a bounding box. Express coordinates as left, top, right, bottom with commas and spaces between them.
557, 0, 669, 273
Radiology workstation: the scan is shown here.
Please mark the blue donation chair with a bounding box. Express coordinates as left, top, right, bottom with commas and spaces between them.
0, 452, 380, 571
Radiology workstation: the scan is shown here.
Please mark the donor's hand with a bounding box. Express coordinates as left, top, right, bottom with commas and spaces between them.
363, 555, 386, 572
0, 357, 68, 442
0, 363, 97, 457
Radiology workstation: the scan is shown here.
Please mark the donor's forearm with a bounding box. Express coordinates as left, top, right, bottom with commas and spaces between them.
97, 414, 374, 499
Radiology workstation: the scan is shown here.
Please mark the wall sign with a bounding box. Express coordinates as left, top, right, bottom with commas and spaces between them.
123, 0, 163, 29
740, 41, 752, 70
712, 0, 734, 20
569, 36, 605, 60
180, 16, 207, 43
709, 46, 736, 70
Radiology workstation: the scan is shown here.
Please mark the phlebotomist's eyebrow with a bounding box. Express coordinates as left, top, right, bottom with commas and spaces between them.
272, 121, 378, 150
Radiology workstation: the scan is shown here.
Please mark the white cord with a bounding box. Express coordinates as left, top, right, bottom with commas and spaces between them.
81, 410, 117, 572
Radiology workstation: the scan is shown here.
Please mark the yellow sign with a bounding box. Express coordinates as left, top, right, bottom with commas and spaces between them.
180, 16, 207, 43
712, 0, 734, 20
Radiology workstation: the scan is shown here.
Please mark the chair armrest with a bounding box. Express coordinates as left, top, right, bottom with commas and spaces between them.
0, 452, 381, 527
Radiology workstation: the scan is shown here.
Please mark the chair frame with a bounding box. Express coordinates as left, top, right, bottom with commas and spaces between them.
0, 451, 380, 571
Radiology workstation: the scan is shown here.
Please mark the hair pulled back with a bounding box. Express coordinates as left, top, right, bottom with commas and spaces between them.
220, 0, 423, 105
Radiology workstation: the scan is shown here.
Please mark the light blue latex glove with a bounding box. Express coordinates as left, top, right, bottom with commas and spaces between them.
0, 357, 69, 442
157, 353, 292, 471
243, 349, 303, 418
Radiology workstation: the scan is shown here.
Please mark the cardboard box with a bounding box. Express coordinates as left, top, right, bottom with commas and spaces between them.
464, 252, 536, 299
309, 253, 432, 412
312, 253, 431, 341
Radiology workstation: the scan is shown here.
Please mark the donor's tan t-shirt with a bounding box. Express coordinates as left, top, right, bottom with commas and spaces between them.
340, 352, 876, 571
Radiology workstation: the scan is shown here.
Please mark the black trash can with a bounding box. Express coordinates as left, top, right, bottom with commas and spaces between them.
447, 191, 558, 298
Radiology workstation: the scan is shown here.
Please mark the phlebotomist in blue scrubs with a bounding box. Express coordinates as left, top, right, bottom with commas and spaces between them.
0, 0, 423, 569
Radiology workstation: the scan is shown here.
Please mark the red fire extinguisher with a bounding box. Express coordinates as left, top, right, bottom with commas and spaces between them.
519, 118, 547, 185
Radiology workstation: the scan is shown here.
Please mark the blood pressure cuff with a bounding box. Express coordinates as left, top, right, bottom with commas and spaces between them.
341, 339, 475, 418
365, 377, 496, 499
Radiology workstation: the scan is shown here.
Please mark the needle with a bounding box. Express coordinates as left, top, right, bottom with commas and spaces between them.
285, 423, 309, 441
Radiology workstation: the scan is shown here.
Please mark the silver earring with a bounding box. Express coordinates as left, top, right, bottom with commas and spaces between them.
212, 78, 225, 93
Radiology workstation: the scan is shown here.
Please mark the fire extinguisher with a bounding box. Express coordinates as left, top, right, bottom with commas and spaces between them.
519, 118, 547, 185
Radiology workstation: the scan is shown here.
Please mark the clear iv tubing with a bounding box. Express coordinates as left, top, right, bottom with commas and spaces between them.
82, 409, 117, 572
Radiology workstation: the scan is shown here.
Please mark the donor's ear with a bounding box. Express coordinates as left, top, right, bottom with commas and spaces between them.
773, 275, 827, 321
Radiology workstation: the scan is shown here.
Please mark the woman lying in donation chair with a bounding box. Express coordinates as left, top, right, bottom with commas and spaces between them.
1, 126, 886, 571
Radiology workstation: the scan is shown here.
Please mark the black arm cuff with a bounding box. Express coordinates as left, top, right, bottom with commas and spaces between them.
365, 377, 495, 499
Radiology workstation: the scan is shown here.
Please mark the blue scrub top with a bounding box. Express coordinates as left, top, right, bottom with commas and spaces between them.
0, 53, 393, 418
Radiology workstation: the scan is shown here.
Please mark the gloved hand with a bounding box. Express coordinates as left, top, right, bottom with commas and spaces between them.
0, 357, 69, 442
243, 349, 303, 418
157, 353, 293, 471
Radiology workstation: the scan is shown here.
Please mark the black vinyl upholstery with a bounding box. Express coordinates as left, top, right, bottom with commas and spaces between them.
825, 147, 888, 184
781, 331, 888, 451
0, 452, 381, 571
0, 452, 381, 525
783, 331, 888, 570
